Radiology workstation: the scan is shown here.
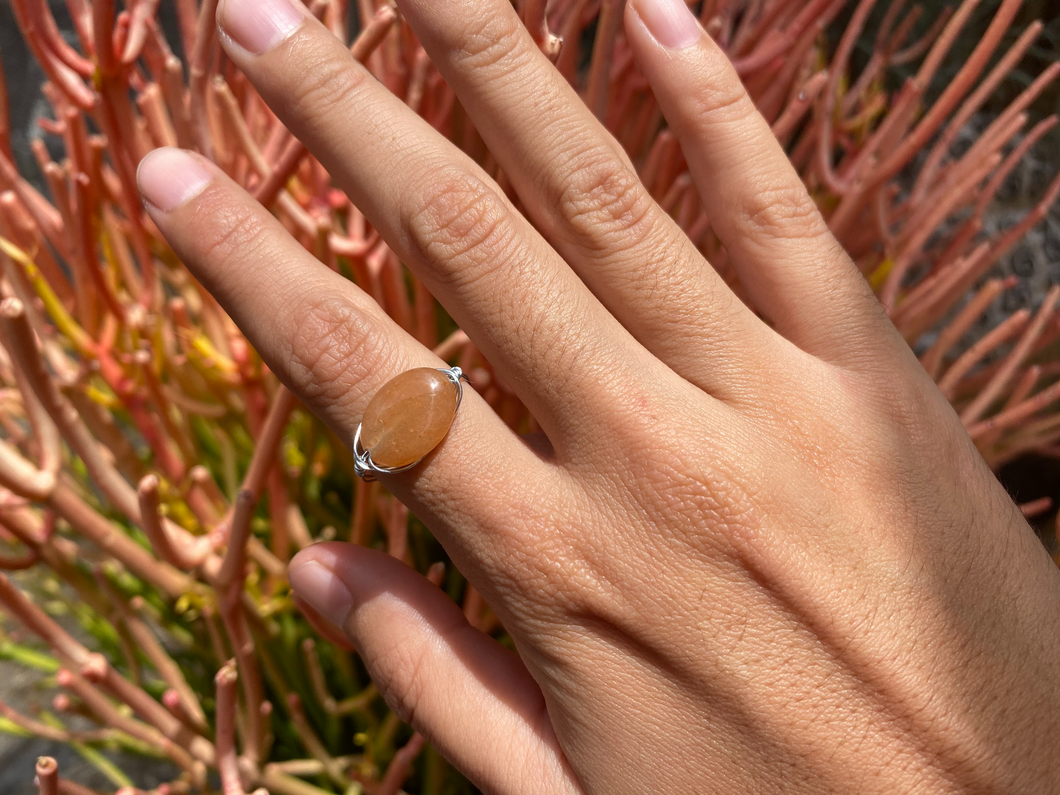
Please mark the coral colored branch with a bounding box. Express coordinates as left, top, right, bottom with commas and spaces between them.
56, 481, 193, 602
1018, 496, 1052, 519
213, 488, 268, 768
91, 0, 117, 75
817, 0, 878, 195
0, 299, 129, 509
434, 329, 471, 361
0, 299, 199, 579
0, 700, 97, 743
962, 287, 1060, 426
0, 436, 55, 501
875, 0, 1041, 191
301, 638, 336, 713
351, 4, 399, 62
120, 598, 209, 735
35, 756, 58, 795
920, 278, 1013, 381
251, 137, 306, 209
0, 154, 68, 259
733, 0, 840, 75
138, 475, 212, 570
975, 116, 1058, 222
163, 56, 194, 150
258, 766, 334, 795
0, 574, 213, 768
121, 0, 160, 64
286, 693, 351, 789
217, 490, 256, 595
137, 83, 179, 148
586, 0, 624, 119
378, 733, 426, 795
0, 49, 10, 162
58, 666, 200, 776
188, 0, 220, 159
969, 379, 1060, 440
73, 174, 126, 322
9, 0, 95, 108
882, 152, 1002, 311
523, 0, 561, 57
63, 476, 194, 591
0, 544, 39, 569
242, 388, 298, 504
890, 5, 952, 65
937, 309, 1031, 398
772, 71, 827, 143
913, 21, 1045, 204
31, 0, 94, 76
214, 661, 251, 795
7, 355, 61, 481
217, 599, 267, 770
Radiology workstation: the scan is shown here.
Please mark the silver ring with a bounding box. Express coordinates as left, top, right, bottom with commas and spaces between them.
353, 366, 469, 482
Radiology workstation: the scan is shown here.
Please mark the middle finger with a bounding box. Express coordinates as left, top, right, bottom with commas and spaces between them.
217, 0, 658, 449
396, 0, 773, 394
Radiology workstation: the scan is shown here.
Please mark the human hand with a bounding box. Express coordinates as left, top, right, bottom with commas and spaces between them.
136, 0, 1060, 791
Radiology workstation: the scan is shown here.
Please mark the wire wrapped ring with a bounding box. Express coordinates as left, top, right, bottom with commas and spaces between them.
353, 366, 470, 482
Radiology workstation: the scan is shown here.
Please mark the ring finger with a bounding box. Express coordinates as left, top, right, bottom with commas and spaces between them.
136, 148, 572, 584
392, 0, 773, 394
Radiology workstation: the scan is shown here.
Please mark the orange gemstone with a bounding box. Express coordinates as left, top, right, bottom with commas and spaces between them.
360, 368, 459, 469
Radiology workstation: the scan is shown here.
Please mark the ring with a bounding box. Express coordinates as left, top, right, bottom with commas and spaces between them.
353, 366, 470, 481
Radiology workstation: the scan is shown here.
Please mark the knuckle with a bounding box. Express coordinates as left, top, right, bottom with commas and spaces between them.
284, 296, 391, 411
448, 10, 526, 74
686, 56, 753, 125
600, 404, 766, 556
373, 637, 431, 726
404, 170, 518, 290
192, 200, 270, 265
558, 152, 658, 256
646, 448, 765, 556
736, 180, 828, 242
285, 43, 371, 126
503, 523, 619, 617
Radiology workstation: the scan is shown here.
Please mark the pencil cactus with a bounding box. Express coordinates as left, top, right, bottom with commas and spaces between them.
0, 0, 1057, 793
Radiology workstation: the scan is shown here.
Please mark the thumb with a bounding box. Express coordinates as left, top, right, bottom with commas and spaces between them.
288, 542, 582, 795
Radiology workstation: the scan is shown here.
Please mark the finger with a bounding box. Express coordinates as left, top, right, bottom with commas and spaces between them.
391, 0, 770, 393
625, 0, 901, 366
137, 147, 570, 580
216, 0, 656, 444
293, 595, 354, 651
288, 543, 583, 795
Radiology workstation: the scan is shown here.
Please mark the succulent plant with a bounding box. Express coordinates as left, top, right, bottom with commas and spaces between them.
0, 0, 1057, 793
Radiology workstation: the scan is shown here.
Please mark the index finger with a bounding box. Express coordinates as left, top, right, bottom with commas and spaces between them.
137, 147, 571, 582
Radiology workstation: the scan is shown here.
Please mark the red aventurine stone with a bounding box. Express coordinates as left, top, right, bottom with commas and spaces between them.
361, 368, 459, 469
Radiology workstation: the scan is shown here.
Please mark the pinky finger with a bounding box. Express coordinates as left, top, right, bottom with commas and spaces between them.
288, 543, 583, 795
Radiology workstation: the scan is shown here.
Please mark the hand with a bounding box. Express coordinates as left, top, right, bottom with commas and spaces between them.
136, 0, 1060, 791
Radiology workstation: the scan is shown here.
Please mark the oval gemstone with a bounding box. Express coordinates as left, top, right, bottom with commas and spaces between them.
360, 368, 459, 469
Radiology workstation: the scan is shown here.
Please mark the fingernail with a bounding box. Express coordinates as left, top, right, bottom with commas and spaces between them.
289, 558, 354, 629
137, 148, 212, 212
218, 0, 306, 55
631, 0, 703, 50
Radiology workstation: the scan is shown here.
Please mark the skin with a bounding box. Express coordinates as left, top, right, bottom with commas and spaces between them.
137, 0, 1060, 792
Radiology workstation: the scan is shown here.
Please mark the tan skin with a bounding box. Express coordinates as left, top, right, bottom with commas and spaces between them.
136, 0, 1060, 791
